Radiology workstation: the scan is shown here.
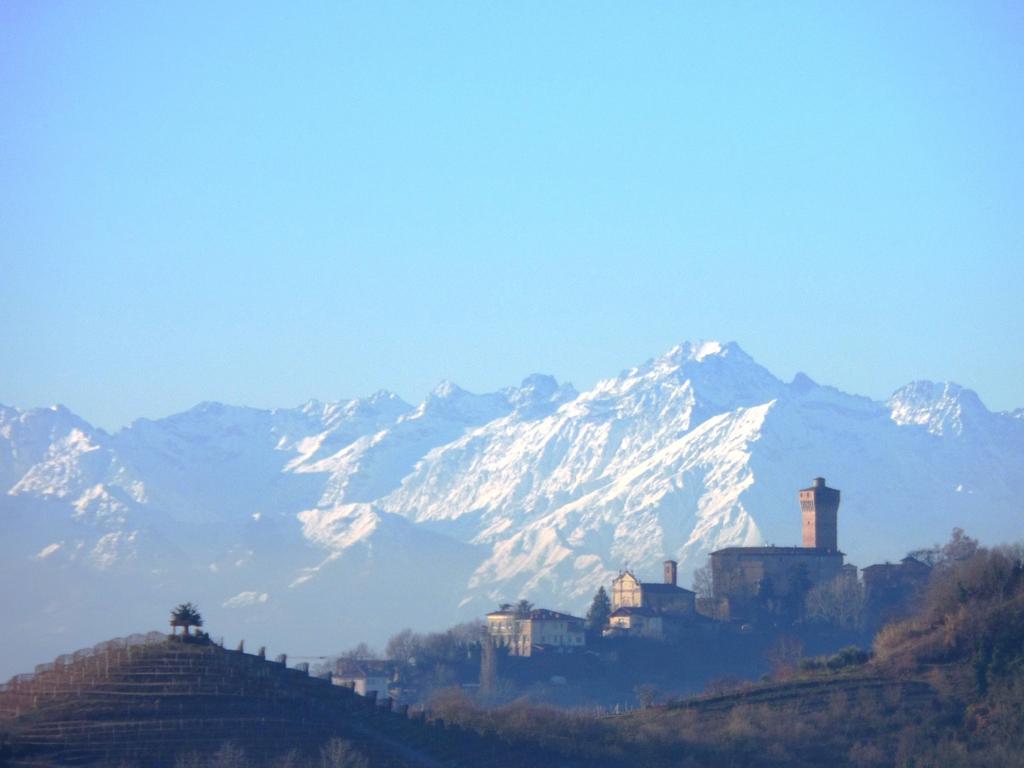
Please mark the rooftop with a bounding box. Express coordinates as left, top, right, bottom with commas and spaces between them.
711, 546, 845, 557
610, 607, 657, 618
638, 582, 696, 595
331, 659, 393, 678
486, 608, 583, 622
800, 476, 834, 492
862, 556, 931, 573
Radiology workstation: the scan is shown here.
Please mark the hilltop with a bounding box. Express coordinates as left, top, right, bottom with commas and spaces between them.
0, 634, 565, 768
2, 540, 1021, 767
428, 541, 1024, 767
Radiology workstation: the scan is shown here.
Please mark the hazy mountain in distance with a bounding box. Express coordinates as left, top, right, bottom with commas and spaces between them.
2, 341, 1021, 680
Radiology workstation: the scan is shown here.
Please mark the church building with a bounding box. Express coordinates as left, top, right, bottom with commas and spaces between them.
606, 560, 697, 639
611, 560, 696, 615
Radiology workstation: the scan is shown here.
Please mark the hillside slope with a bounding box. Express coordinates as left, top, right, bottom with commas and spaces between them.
0, 635, 564, 768
428, 543, 1024, 767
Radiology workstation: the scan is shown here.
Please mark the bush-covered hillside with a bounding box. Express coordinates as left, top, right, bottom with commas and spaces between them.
428, 542, 1024, 767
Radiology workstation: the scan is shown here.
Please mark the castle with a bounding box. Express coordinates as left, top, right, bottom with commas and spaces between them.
709, 477, 850, 621
486, 475, 924, 649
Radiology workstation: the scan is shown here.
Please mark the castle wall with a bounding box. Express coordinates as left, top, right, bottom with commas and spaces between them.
710, 549, 844, 602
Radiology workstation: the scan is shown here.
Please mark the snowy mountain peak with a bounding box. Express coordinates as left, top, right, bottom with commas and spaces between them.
295, 391, 411, 423
0, 403, 106, 492
2, 347, 1022, 682
637, 340, 766, 381
366, 389, 407, 407
181, 400, 252, 421
888, 381, 989, 436
1, 402, 95, 434
504, 374, 578, 417
659, 339, 739, 364
429, 380, 462, 399
406, 381, 512, 425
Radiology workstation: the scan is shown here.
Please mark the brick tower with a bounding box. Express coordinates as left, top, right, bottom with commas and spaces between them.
663, 559, 678, 586
800, 477, 840, 551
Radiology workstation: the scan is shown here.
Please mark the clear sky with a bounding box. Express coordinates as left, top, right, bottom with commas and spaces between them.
2, 2, 1022, 430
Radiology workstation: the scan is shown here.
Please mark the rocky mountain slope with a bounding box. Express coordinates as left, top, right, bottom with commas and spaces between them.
2, 341, 1021, 679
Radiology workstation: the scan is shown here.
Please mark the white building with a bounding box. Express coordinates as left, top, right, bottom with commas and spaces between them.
486, 608, 585, 657
331, 660, 393, 697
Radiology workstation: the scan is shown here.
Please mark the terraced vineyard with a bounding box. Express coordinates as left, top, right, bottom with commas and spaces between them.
0, 634, 528, 767
665, 675, 940, 717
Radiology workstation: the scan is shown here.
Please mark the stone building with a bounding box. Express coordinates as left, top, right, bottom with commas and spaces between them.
611, 560, 697, 616
709, 477, 846, 621
485, 608, 585, 657
605, 561, 698, 639
800, 476, 841, 551
862, 555, 931, 625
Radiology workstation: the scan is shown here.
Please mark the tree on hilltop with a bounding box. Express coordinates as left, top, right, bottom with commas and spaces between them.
170, 602, 204, 637
908, 527, 980, 568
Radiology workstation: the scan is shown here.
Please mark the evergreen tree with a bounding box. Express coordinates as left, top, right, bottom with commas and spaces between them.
170, 602, 204, 637
585, 586, 611, 632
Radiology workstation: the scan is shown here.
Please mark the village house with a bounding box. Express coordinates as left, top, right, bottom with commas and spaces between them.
486, 608, 585, 657
862, 555, 931, 624
331, 659, 394, 698
606, 607, 666, 639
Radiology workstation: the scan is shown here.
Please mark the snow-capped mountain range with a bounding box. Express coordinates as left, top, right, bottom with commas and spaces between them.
2, 341, 1022, 679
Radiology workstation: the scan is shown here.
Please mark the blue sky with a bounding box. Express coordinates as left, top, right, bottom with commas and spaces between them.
2, 2, 1022, 430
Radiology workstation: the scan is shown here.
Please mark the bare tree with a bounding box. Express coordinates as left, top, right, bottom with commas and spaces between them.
208, 742, 246, 768
338, 642, 378, 660
765, 635, 805, 679
320, 738, 369, 768
908, 527, 980, 568
385, 629, 418, 664
804, 574, 865, 630
692, 563, 714, 599
634, 683, 659, 708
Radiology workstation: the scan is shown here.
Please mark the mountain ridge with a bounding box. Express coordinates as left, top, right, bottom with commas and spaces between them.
2, 341, 1022, 680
